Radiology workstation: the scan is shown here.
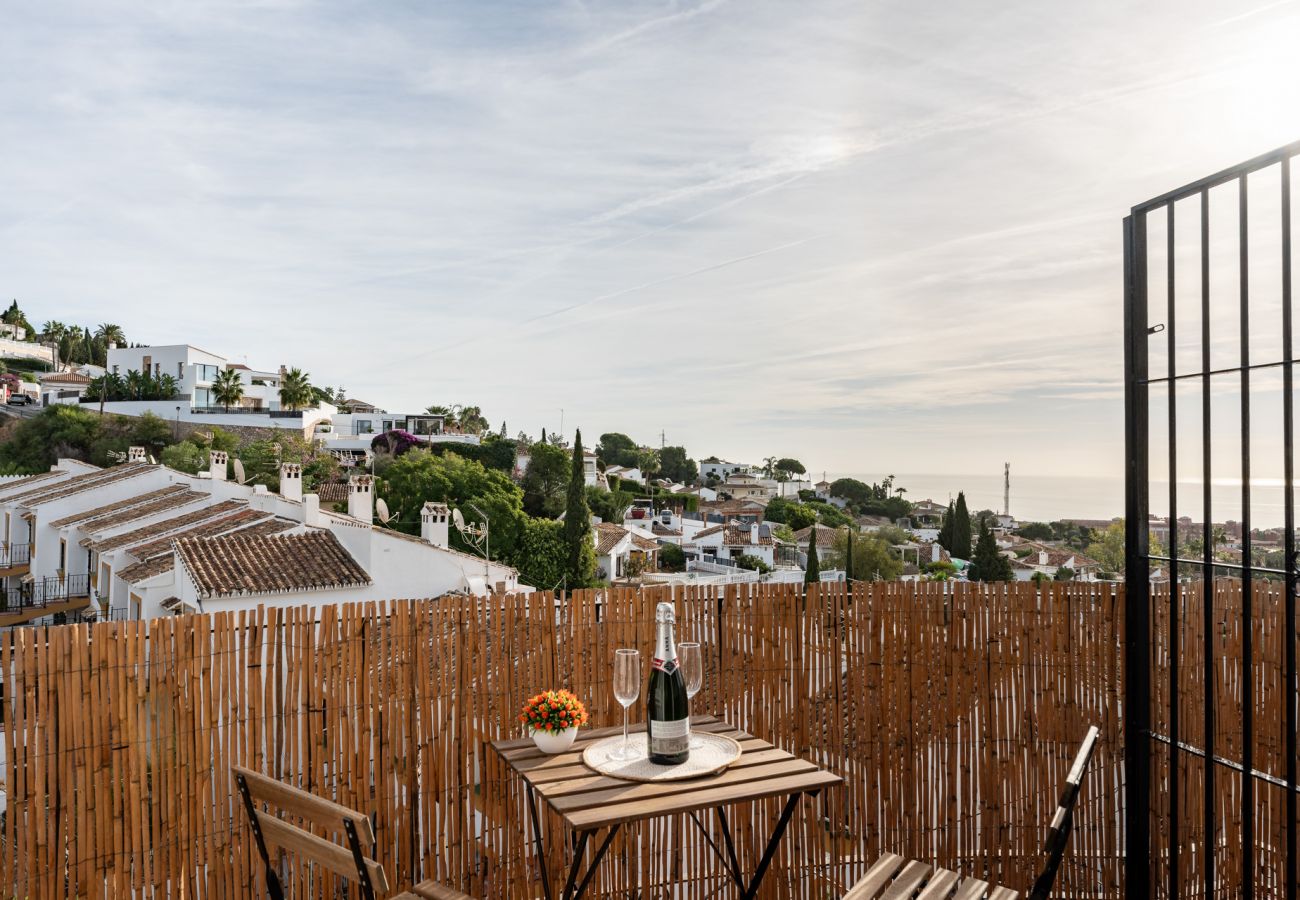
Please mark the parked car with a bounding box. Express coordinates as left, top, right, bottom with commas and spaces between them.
6, 394, 34, 405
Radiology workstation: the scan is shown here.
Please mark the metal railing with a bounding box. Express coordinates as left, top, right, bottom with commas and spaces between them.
0, 573, 92, 616
0, 542, 31, 568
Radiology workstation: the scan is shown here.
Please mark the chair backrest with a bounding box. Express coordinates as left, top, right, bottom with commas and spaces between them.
232, 765, 391, 900
1028, 725, 1101, 900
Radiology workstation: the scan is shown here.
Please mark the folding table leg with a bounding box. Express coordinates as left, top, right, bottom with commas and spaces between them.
526, 786, 552, 900
741, 792, 804, 900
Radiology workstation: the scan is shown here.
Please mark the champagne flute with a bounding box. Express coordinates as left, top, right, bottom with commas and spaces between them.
612, 649, 641, 760
678, 642, 704, 749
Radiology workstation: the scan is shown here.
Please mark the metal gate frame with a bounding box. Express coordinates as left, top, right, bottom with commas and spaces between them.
1124, 142, 1299, 898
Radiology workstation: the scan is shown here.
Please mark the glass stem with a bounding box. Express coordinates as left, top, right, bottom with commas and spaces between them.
622, 706, 629, 747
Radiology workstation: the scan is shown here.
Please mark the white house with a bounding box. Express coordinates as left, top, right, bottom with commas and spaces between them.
684, 522, 784, 569
0, 453, 524, 629
593, 522, 658, 581
700, 459, 752, 482
604, 465, 643, 485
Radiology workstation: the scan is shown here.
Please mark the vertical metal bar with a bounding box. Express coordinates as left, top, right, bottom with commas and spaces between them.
1200, 186, 1217, 899
1123, 211, 1152, 900
1282, 153, 1298, 900
1239, 173, 1255, 899
1167, 200, 1182, 900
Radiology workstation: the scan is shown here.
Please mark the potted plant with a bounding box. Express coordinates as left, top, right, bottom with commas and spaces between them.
519, 689, 589, 754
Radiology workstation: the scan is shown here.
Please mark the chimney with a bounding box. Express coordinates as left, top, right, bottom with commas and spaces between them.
421, 502, 450, 548
301, 493, 323, 527
750, 523, 759, 544
1039, 550, 1048, 566
127, 446, 147, 463
209, 450, 228, 481
348, 474, 374, 524
280, 462, 303, 503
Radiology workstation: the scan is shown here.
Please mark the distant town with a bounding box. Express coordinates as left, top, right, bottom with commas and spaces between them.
0, 302, 1268, 628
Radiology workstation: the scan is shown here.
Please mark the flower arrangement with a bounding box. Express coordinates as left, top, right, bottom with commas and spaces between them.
519, 689, 589, 735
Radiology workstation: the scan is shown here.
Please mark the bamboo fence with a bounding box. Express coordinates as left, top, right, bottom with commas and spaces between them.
0, 581, 1133, 898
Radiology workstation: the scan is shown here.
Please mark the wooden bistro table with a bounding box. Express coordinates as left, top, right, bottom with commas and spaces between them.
488, 715, 842, 900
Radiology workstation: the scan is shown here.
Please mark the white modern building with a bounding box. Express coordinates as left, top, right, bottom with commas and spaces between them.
700, 459, 752, 482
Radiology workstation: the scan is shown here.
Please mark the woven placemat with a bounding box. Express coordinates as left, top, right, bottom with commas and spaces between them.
581, 731, 742, 782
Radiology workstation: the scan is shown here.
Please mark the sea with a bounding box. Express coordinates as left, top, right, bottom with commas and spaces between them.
832, 472, 1293, 528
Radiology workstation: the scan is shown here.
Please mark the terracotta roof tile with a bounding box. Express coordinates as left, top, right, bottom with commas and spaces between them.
117, 517, 297, 583
82, 500, 246, 551
594, 522, 630, 556
793, 523, 844, 548
631, 534, 659, 552
690, 524, 724, 540
176, 531, 371, 599
124, 510, 276, 560
48, 485, 199, 527
11, 463, 151, 506
724, 526, 773, 546
316, 482, 349, 502
651, 521, 681, 536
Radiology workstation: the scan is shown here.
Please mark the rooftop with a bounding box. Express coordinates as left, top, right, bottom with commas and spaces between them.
176, 531, 371, 599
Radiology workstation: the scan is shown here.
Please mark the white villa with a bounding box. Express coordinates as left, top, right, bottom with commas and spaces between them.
0, 453, 523, 629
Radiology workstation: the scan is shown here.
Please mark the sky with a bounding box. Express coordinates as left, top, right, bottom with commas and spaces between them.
3, 0, 1300, 492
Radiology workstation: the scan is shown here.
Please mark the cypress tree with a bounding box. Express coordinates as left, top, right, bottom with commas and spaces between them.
939, 500, 955, 553
563, 430, 595, 589
969, 518, 1012, 582
953, 491, 972, 559
804, 529, 821, 584
845, 530, 854, 582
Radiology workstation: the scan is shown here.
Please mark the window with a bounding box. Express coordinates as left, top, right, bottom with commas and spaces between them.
382, 420, 393, 432
406, 416, 442, 436
111, 365, 119, 375
178, 362, 184, 379
193, 388, 213, 407
354, 420, 375, 435
194, 364, 220, 382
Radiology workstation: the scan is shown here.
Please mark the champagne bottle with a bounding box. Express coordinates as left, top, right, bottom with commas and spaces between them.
646, 601, 690, 764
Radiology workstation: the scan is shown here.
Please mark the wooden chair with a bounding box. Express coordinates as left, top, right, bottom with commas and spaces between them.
232, 765, 473, 900
843, 725, 1101, 900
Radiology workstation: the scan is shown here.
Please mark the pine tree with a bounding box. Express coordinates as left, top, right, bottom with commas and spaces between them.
969, 518, 1012, 582
939, 500, 955, 553
563, 429, 595, 589
804, 531, 820, 584
953, 491, 972, 559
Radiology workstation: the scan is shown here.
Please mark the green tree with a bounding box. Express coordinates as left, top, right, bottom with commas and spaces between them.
659, 543, 686, 572
94, 323, 125, 345
939, 500, 956, 552
2, 301, 33, 338
952, 492, 973, 559
787, 504, 818, 531
804, 532, 820, 583
563, 430, 596, 588
737, 554, 770, 574
1086, 521, 1126, 574
1031, 571, 1052, 587
829, 529, 903, 581
829, 478, 873, 508
212, 368, 246, 412
635, 448, 661, 481
585, 484, 632, 524
595, 432, 638, 468
658, 446, 697, 484
968, 519, 1012, 582
278, 368, 314, 411
514, 517, 569, 593
806, 500, 852, 529
1016, 522, 1054, 541
0, 405, 103, 472
1054, 566, 1075, 581
378, 449, 526, 559
773, 458, 805, 481
160, 442, 207, 474
521, 442, 571, 519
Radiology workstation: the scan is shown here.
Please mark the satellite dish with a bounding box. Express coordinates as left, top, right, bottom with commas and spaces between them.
452, 508, 466, 532
233, 458, 247, 485
376, 498, 391, 524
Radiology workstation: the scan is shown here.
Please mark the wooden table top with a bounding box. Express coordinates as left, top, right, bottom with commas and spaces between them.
487, 715, 842, 832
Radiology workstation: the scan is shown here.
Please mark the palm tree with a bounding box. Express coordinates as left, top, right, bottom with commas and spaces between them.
41, 321, 67, 341
123, 369, 145, 400
211, 368, 245, 412
278, 368, 314, 411
154, 374, 180, 400
94, 323, 125, 345
425, 404, 452, 417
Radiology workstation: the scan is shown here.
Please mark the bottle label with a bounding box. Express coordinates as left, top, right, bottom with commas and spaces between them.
651, 657, 678, 674
648, 717, 689, 756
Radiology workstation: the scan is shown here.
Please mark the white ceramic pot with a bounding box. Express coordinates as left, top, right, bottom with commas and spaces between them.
532, 726, 579, 754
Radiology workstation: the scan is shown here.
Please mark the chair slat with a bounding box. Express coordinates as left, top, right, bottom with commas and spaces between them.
255, 811, 390, 894
844, 853, 907, 900
234, 765, 375, 847
950, 878, 990, 900
409, 880, 476, 900
988, 888, 1020, 900
880, 860, 932, 900
916, 869, 960, 899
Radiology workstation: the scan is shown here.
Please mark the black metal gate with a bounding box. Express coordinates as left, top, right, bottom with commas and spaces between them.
1125, 143, 1299, 897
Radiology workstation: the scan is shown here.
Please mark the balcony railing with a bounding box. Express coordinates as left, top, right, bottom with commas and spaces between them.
0, 573, 92, 616
0, 541, 31, 568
